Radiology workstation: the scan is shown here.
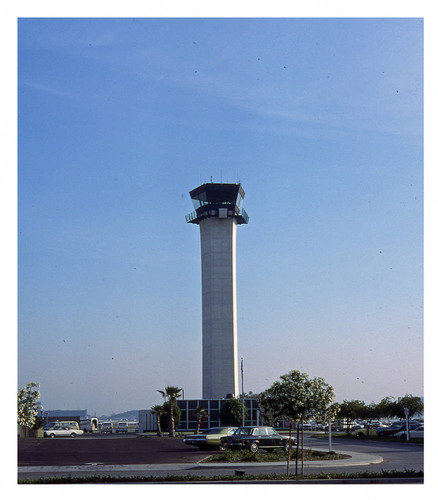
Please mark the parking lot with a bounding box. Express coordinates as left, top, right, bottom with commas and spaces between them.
18, 434, 215, 466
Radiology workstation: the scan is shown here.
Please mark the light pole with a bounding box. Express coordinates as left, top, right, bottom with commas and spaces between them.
328, 419, 333, 452
404, 407, 410, 441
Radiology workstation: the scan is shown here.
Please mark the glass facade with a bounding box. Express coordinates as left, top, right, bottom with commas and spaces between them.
174, 398, 286, 431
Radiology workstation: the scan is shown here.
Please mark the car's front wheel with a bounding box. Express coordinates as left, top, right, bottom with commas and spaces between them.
49, 433, 55, 438
249, 442, 259, 453
70, 433, 77, 438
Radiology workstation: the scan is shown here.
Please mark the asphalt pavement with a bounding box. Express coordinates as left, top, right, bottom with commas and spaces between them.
17, 433, 424, 481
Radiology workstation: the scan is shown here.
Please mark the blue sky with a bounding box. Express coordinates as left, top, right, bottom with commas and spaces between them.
17, 17, 423, 416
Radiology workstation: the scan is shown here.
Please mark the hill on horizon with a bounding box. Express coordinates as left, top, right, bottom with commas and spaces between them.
99, 409, 139, 421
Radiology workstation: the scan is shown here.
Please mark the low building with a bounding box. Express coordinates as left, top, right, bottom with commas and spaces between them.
38, 409, 89, 425
139, 399, 291, 432
138, 410, 157, 432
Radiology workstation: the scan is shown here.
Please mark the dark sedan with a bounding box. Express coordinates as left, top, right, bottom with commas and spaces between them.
220, 426, 295, 453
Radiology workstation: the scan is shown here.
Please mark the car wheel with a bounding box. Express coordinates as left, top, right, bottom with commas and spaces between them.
70, 433, 77, 438
249, 442, 259, 453
49, 433, 55, 438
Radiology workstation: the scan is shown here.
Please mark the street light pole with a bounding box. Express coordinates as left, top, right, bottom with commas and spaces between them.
404, 407, 410, 441
328, 419, 333, 452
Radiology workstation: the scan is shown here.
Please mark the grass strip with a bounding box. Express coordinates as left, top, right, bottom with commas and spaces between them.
18, 469, 423, 484
205, 448, 350, 463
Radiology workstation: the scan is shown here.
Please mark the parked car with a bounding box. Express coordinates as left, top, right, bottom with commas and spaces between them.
44, 424, 84, 438
44, 421, 79, 431
376, 422, 420, 438
183, 427, 238, 449
220, 426, 296, 453
352, 424, 364, 430
394, 426, 424, 440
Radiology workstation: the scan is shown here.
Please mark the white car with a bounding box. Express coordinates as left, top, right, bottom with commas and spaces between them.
44, 424, 84, 438
394, 426, 424, 440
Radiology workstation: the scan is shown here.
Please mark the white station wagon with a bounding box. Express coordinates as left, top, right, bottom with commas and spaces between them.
44, 424, 84, 438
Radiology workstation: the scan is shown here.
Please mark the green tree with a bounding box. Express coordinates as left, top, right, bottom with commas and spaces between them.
17, 382, 41, 429
157, 386, 182, 437
375, 396, 397, 420
195, 407, 209, 434
219, 398, 248, 426
393, 394, 423, 437
393, 394, 424, 420
258, 370, 336, 477
151, 405, 164, 437
338, 400, 367, 434
359, 402, 379, 438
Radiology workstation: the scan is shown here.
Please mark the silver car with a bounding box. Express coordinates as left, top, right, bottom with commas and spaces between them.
44, 424, 84, 438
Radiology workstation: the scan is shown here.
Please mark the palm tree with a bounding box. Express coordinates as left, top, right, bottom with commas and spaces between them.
195, 407, 209, 434
157, 386, 182, 437
151, 405, 164, 437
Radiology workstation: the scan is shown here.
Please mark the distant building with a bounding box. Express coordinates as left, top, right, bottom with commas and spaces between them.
138, 410, 157, 432
38, 409, 88, 424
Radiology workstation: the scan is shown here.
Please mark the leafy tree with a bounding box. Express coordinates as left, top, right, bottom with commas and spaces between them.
393, 394, 424, 420
359, 402, 379, 437
219, 398, 248, 426
375, 396, 397, 420
257, 370, 336, 477
157, 386, 182, 437
17, 382, 41, 429
151, 405, 164, 437
393, 394, 423, 437
338, 400, 367, 434
195, 407, 209, 434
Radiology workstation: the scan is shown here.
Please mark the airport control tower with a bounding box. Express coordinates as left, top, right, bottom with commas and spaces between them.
186, 183, 249, 399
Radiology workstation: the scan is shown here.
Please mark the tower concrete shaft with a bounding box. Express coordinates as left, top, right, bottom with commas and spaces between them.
200, 217, 238, 399
186, 183, 249, 400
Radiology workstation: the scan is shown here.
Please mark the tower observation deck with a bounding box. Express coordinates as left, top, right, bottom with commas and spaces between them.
186, 183, 249, 399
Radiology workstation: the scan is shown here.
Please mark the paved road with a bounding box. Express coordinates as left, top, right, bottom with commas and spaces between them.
18, 434, 423, 481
